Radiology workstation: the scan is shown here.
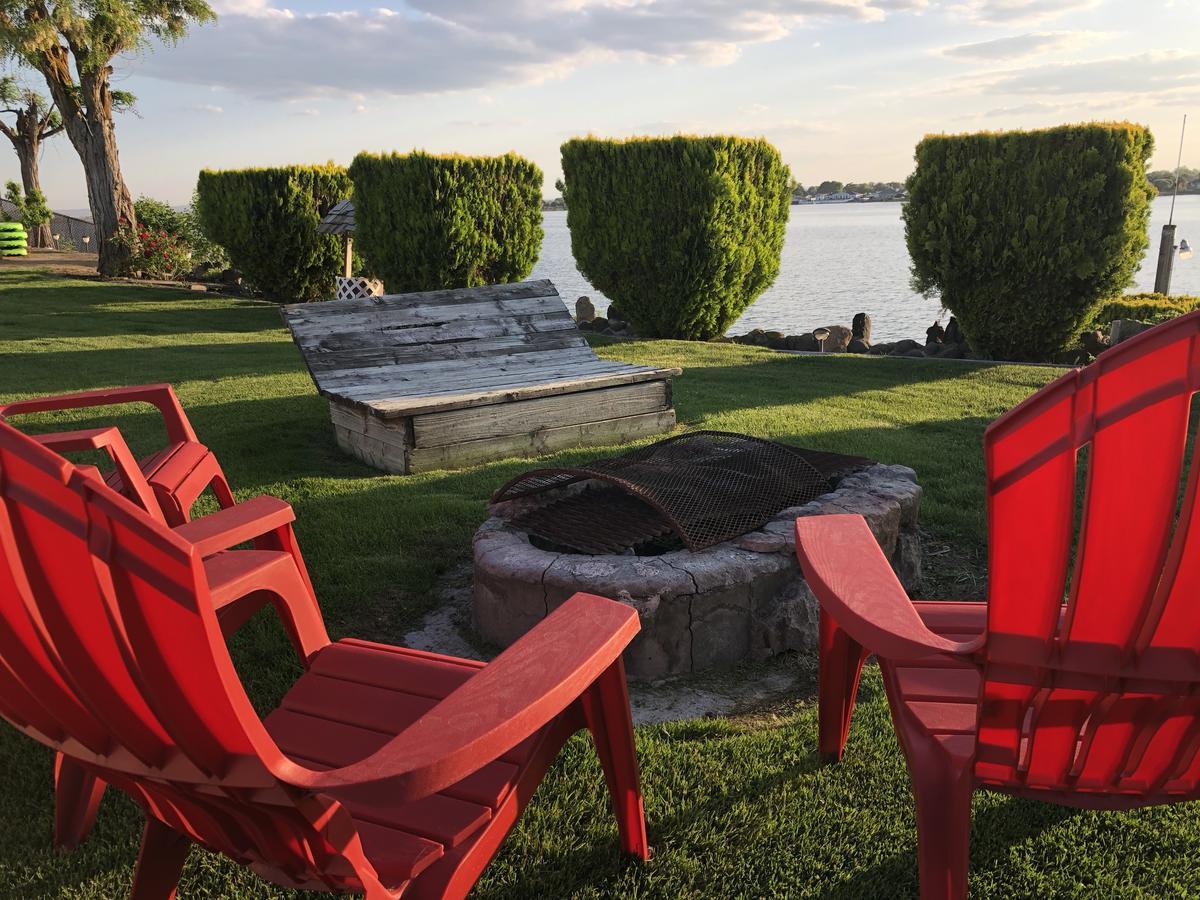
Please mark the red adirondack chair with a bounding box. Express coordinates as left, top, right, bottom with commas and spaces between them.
0, 385, 312, 850
0, 384, 234, 525
796, 310, 1200, 899
0, 420, 649, 898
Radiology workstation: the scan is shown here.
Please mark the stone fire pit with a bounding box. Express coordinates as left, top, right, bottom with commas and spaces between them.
473, 463, 923, 678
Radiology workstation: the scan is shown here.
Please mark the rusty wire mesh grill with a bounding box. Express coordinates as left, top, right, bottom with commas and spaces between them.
493, 431, 872, 554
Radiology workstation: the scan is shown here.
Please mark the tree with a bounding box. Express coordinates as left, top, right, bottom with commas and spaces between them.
905, 123, 1154, 360
0, 1, 215, 274
814, 180, 843, 194
0, 75, 58, 246
562, 135, 791, 340
5, 178, 49, 238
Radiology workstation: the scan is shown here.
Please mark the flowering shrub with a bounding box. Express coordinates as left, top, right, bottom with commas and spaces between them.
111, 218, 192, 279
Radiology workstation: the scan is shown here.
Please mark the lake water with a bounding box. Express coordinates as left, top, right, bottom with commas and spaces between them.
530, 195, 1200, 342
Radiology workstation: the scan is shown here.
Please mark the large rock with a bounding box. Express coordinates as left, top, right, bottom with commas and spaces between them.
1110, 319, 1149, 345
889, 339, 923, 356
764, 330, 788, 349
852, 312, 872, 342
944, 316, 965, 346
933, 342, 964, 359
1080, 329, 1109, 358
847, 338, 870, 354
785, 333, 819, 351
575, 296, 596, 322
817, 324, 852, 353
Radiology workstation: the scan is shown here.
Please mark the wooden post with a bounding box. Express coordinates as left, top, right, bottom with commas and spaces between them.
343, 235, 354, 278
1154, 224, 1176, 295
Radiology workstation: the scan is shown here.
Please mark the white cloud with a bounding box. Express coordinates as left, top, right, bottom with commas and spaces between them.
982, 49, 1200, 96
209, 0, 292, 17
950, 0, 1101, 27
192, 103, 224, 114
938, 30, 1107, 61
138, 0, 924, 99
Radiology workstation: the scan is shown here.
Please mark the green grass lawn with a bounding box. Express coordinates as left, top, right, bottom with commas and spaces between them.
1, 270, 1196, 898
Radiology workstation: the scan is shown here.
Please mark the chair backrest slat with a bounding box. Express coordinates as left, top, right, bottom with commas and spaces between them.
979, 311, 1200, 798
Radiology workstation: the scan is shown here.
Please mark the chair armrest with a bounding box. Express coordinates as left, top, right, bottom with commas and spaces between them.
0, 384, 197, 444
32, 427, 162, 522
173, 495, 295, 558
282, 592, 639, 800
795, 515, 981, 660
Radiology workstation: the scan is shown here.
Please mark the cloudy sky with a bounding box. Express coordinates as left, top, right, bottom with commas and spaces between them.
7, 0, 1199, 209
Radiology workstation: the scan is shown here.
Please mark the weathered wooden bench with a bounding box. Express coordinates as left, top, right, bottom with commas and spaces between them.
281, 280, 680, 473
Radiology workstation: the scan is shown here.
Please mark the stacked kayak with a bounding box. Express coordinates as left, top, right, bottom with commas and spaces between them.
0, 222, 27, 257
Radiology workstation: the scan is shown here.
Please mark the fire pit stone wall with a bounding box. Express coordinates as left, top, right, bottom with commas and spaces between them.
473, 463, 923, 678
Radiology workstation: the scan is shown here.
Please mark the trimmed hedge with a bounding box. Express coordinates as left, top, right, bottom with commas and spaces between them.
1084, 292, 1200, 331
904, 123, 1155, 360
561, 135, 791, 340
348, 151, 543, 292
194, 164, 351, 301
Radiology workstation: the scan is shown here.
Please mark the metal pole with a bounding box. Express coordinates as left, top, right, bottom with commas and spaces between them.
344, 235, 353, 279
1154, 115, 1188, 295
1155, 223, 1177, 295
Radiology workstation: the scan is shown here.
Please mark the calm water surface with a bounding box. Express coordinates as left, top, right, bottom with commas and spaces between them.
530, 195, 1200, 342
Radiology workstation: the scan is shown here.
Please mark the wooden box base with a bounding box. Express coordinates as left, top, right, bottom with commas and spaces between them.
329, 379, 677, 474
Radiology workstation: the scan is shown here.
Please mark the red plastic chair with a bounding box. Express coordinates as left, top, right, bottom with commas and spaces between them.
0, 384, 234, 525
0, 421, 650, 899
796, 310, 1200, 899
0, 385, 317, 850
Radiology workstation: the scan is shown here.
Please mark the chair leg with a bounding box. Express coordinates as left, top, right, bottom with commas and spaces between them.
909, 744, 973, 900
53, 753, 106, 850
129, 818, 191, 900
581, 659, 651, 860
818, 608, 870, 763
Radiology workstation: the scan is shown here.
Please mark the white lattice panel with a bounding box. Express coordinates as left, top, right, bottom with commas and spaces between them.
335, 276, 385, 302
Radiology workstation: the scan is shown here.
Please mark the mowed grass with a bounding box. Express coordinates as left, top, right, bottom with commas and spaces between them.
1, 270, 1198, 898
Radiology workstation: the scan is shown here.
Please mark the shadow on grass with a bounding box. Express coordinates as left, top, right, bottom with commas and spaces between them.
0, 270, 279, 341
820, 792, 1079, 900
673, 352, 985, 421
1, 341, 304, 394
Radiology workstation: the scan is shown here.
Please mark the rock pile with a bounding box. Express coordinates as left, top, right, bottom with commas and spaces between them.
576, 297, 637, 337
729, 313, 976, 360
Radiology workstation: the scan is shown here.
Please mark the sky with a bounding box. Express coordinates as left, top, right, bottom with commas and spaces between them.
5, 0, 1199, 211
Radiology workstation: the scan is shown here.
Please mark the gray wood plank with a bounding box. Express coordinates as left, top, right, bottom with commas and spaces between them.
331, 359, 655, 402
282, 279, 560, 321
406, 409, 677, 473
412, 381, 671, 448
320, 352, 632, 392
285, 296, 574, 340
304, 328, 589, 376
363, 367, 681, 418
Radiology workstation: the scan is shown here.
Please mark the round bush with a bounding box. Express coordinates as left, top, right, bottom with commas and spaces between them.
349, 151, 543, 293
904, 123, 1155, 360
561, 135, 791, 340
195, 164, 351, 302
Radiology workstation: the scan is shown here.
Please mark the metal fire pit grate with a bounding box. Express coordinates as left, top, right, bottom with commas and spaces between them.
492, 431, 873, 554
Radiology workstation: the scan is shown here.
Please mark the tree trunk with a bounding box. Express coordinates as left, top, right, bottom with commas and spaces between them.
38, 59, 136, 276
76, 117, 135, 274
16, 143, 52, 250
